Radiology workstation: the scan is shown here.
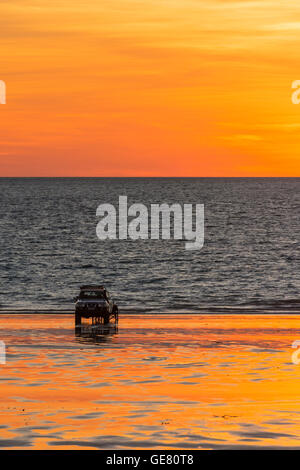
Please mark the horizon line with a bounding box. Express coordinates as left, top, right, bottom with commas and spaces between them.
1, 175, 300, 179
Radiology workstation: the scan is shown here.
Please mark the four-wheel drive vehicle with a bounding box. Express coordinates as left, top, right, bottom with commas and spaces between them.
74, 285, 118, 324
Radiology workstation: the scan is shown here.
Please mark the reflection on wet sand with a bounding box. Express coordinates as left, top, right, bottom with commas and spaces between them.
75, 323, 118, 344
1, 314, 300, 449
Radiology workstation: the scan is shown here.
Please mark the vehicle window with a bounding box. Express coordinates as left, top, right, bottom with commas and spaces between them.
79, 291, 104, 299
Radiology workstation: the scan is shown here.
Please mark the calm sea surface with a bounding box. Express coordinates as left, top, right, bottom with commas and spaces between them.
1, 177, 300, 313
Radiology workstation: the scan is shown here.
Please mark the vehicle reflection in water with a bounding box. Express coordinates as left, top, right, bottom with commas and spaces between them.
75, 323, 118, 344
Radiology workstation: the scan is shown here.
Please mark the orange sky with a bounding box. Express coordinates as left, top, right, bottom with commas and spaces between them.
1, 0, 300, 176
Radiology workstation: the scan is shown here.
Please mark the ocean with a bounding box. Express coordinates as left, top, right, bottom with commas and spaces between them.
1, 177, 300, 313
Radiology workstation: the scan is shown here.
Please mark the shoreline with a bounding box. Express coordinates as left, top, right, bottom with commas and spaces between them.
1, 309, 300, 315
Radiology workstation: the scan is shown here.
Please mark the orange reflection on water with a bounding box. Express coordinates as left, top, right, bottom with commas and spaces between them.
0, 314, 300, 449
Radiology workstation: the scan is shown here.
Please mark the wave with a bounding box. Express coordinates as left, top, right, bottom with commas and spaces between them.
1, 301, 300, 315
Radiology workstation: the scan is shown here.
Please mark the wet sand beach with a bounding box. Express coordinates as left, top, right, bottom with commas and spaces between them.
1, 314, 300, 449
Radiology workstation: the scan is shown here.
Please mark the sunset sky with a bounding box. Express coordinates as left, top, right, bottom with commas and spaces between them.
1, 0, 300, 176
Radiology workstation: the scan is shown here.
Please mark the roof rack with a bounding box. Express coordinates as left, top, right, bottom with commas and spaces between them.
80, 285, 105, 290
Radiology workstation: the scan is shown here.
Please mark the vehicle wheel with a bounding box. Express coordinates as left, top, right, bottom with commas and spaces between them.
112, 305, 119, 322
75, 310, 81, 325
